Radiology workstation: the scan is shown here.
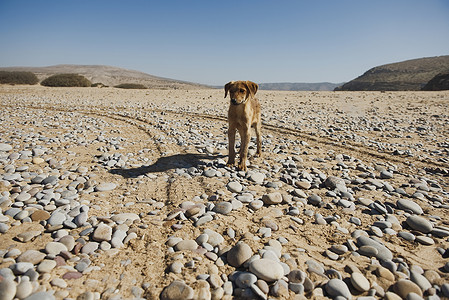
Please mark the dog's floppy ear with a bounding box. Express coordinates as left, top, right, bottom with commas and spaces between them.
224, 81, 234, 98
245, 81, 258, 97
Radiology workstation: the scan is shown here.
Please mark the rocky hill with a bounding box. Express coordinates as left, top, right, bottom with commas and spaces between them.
335, 56, 449, 91
0, 65, 209, 89
422, 72, 449, 91
259, 82, 342, 91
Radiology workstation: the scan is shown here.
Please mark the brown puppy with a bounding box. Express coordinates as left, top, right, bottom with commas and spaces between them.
224, 80, 262, 171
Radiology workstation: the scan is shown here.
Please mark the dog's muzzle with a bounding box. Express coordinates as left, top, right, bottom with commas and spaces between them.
231, 99, 240, 105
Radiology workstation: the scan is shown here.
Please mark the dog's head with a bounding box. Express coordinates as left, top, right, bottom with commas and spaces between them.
224, 81, 258, 105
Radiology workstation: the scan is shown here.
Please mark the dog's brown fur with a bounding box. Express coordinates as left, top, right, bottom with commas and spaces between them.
224, 80, 262, 171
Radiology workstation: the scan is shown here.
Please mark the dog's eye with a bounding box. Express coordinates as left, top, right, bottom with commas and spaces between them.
239, 89, 245, 93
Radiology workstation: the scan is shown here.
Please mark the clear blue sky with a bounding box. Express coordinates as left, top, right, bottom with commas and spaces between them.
1, 0, 448, 85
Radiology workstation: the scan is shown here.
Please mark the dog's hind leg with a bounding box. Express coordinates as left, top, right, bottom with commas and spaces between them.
255, 122, 262, 157
227, 126, 237, 167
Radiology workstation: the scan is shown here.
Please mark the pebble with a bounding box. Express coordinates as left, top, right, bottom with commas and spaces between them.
393, 280, 423, 298
37, 259, 57, 273
357, 236, 393, 261
397, 199, 423, 214
95, 182, 117, 192
111, 213, 140, 224
0, 278, 16, 300
17, 249, 46, 264
0, 143, 13, 151
22, 291, 56, 300
174, 240, 198, 251
203, 229, 223, 246
92, 223, 113, 241
227, 242, 253, 267
45, 241, 68, 255
406, 215, 433, 233
325, 278, 352, 299
16, 277, 33, 299
160, 280, 194, 300
227, 181, 242, 193
351, 272, 370, 292
213, 202, 233, 214
249, 259, 284, 282
262, 192, 282, 205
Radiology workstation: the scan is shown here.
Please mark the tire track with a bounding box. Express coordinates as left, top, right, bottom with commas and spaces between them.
4, 102, 448, 173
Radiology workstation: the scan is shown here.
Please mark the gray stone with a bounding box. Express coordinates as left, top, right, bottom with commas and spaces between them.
262, 192, 282, 205
249, 259, 284, 282
111, 213, 140, 224
324, 176, 347, 192
160, 280, 194, 300
174, 240, 198, 251
203, 229, 224, 246
45, 241, 68, 255
227, 181, 243, 193
10, 262, 34, 274
250, 172, 265, 184
16, 277, 33, 299
213, 202, 233, 215
47, 211, 66, 226
17, 250, 46, 264
406, 215, 433, 233
397, 199, 423, 215
0, 143, 13, 152
325, 279, 352, 299
398, 231, 416, 241
410, 270, 432, 291
357, 236, 393, 261
0, 278, 16, 300
227, 242, 253, 267
307, 194, 322, 206
93, 223, 113, 241
23, 291, 56, 300
235, 272, 257, 288
351, 272, 370, 292
95, 182, 117, 192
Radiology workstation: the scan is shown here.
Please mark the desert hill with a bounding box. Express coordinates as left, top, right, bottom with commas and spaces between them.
422, 72, 449, 91
0, 64, 209, 89
259, 82, 342, 91
335, 55, 449, 91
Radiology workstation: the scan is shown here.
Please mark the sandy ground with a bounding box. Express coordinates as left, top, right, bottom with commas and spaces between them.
0, 85, 448, 299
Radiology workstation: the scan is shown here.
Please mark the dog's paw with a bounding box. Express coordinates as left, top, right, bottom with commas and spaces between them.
237, 163, 247, 172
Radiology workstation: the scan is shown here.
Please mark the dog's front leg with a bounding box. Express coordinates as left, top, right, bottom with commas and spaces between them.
227, 126, 237, 167
238, 127, 251, 171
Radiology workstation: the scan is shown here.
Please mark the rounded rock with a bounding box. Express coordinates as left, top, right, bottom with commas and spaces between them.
393, 280, 423, 298
406, 216, 433, 233
351, 272, 370, 292
95, 182, 117, 192
174, 240, 198, 251
397, 199, 423, 215
213, 202, 233, 215
262, 192, 283, 205
249, 258, 284, 282
92, 223, 113, 242
325, 278, 352, 299
160, 280, 194, 300
227, 181, 243, 193
227, 242, 253, 267
0, 278, 16, 300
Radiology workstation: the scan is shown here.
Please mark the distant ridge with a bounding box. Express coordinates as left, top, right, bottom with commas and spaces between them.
259, 82, 342, 91
335, 55, 449, 91
0, 64, 209, 89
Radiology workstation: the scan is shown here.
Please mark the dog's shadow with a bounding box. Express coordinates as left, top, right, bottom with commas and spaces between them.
109, 153, 225, 179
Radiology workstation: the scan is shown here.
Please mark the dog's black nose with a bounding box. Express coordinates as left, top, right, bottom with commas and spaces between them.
231, 99, 238, 105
